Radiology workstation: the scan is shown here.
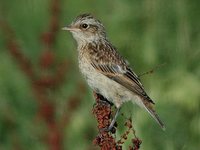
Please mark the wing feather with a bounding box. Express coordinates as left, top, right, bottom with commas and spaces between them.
87, 41, 154, 104
91, 62, 154, 104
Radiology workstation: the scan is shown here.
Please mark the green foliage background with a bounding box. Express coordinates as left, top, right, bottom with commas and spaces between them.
0, 0, 199, 149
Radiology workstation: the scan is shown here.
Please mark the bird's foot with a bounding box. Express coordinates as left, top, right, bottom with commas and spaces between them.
100, 125, 116, 134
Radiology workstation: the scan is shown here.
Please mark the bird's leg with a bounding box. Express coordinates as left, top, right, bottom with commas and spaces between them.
102, 107, 121, 132
108, 107, 121, 131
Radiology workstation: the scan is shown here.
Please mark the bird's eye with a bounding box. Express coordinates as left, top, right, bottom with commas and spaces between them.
81, 23, 88, 29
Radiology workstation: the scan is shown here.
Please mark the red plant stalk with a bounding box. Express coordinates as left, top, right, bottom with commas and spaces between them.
92, 93, 142, 150
0, 0, 83, 149
93, 93, 122, 150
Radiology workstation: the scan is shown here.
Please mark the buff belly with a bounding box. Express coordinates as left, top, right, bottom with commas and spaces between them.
79, 59, 138, 108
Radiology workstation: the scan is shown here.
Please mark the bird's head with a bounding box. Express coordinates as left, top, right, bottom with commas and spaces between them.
62, 13, 106, 44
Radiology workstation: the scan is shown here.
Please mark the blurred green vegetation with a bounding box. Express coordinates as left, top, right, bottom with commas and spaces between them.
0, 0, 200, 150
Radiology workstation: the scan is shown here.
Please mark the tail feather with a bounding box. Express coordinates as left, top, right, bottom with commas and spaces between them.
142, 100, 165, 130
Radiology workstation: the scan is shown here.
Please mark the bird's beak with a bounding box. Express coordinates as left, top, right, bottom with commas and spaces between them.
62, 25, 71, 31
62, 25, 78, 31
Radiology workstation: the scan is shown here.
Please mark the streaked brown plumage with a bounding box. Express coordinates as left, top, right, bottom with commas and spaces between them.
63, 13, 165, 130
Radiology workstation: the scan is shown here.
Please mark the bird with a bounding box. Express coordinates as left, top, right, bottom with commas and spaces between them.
62, 13, 165, 131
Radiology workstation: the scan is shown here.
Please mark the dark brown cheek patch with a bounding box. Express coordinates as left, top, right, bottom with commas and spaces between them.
89, 25, 98, 33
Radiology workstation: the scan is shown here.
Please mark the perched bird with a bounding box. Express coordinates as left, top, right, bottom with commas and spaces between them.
63, 13, 165, 131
